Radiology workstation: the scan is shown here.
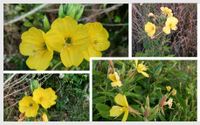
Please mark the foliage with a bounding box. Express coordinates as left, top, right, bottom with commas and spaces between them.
4, 74, 89, 121
93, 60, 197, 121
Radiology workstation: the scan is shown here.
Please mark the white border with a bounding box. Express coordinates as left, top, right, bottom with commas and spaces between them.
197, 3, 200, 122
1, 0, 199, 4
0, 0, 3, 124
91, 57, 198, 60
89, 58, 93, 122
128, 3, 132, 57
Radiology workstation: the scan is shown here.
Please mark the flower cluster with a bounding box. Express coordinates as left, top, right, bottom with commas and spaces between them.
108, 72, 122, 87
166, 85, 177, 96
18, 87, 57, 120
160, 86, 177, 111
144, 6, 178, 38
108, 60, 148, 121
19, 16, 110, 70
108, 60, 149, 88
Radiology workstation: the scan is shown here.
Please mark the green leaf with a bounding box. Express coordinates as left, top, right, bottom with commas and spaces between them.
30, 80, 41, 92
58, 4, 65, 18
43, 15, 50, 32
93, 96, 107, 104
114, 16, 121, 23
23, 21, 32, 27
58, 4, 84, 20
95, 103, 110, 119
125, 92, 142, 100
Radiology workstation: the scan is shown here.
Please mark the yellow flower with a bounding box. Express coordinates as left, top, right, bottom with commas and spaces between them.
166, 86, 172, 92
42, 113, 48, 121
83, 22, 110, 61
108, 72, 122, 87
110, 93, 129, 121
134, 60, 149, 78
172, 89, 177, 96
144, 22, 156, 37
160, 7, 173, 17
18, 96, 39, 117
163, 16, 178, 34
33, 87, 57, 109
19, 27, 53, 70
45, 16, 89, 67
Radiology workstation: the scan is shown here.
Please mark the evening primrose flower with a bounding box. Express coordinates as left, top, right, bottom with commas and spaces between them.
171, 89, 177, 96
108, 72, 122, 87
160, 7, 173, 17
166, 86, 172, 92
134, 60, 149, 78
19, 96, 39, 117
163, 16, 178, 34
83, 22, 110, 61
33, 87, 57, 109
19, 27, 53, 70
45, 16, 89, 67
144, 22, 156, 37
110, 93, 129, 121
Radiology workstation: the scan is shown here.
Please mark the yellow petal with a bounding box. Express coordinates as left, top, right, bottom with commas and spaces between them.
111, 81, 122, 87
85, 22, 109, 39
145, 22, 156, 37
171, 26, 177, 31
122, 109, 129, 121
42, 113, 48, 122
141, 71, 149, 78
172, 89, 177, 96
45, 30, 65, 52
20, 27, 45, 55
21, 27, 45, 45
18, 96, 39, 117
19, 42, 42, 56
85, 22, 110, 51
45, 88, 57, 103
166, 86, 172, 92
108, 72, 120, 82
51, 16, 77, 37
163, 26, 171, 34
60, 46, 84, 67
114, 93, 129, 107
93, 41, 110, 51
32, 87, 45, 104
26, 50, 53, 70
108, 73, 116, 82
72, 24, 89, 49
33, 87, 57, 109
82, 44, 102, 61
110, 106, 124, 117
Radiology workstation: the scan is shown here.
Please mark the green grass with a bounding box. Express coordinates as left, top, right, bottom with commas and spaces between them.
92, 60, 197, 121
